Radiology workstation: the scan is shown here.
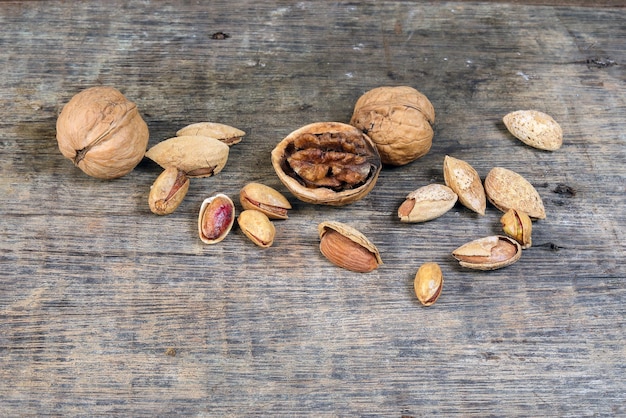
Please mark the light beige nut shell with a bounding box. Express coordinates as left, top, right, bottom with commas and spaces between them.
443, 155, 486, 215
350, 86, 435, 166
271, 122, 382, 206
145, 135, 229, 178
176, 122, 245, 146
503, 110, 563, 151
56, 86, 149, 179
238, 209, 276, 248
148, 167, 190, 215
198, 194, 235, 244
398, 184, 458, 223
414, 262, 443, 306
452, 235, 522, 270
484, 167, 546, 219
240, 183, 292, 220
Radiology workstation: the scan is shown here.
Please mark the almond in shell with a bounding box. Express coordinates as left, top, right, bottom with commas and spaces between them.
398, 184, 457, 223
503, 110, 562, 151
484, 167, 546, 219
443, 155, 486, 215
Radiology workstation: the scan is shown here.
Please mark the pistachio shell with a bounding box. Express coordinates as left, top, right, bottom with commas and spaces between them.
145, 135, 229, 178
318, 221, 382, 272
176, 122, 245, 146
484, 167, 546, 219
500, 208, 533, 249
198, 194, 235, 244
398, 184, 457, 223
238, 209, 275, 248
452, 235, 522, 270
443, 155, 486, 215
240, 183, 292, 220
503, 110, 562, 151
148, 167, 190, 215
414, 262, 443, 306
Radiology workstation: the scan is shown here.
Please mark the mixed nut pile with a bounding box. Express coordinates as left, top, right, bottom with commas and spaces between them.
56, 85, 563, 307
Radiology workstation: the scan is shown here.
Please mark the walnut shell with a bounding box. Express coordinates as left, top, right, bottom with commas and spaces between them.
350, 86, 435, 166
56, 86, 149, 179
271, 122, 382, 206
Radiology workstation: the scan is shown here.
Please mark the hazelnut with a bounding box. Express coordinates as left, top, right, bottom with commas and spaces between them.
56, 86, 149, 179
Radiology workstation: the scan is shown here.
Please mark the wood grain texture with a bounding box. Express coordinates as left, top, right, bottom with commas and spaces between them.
1, 1, 624, 416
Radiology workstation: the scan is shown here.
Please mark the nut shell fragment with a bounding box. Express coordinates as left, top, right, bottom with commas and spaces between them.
484, 167, 546, 219
350, 86, 435, 166
198, 194, 235, 244
503, 110, 563, 151
176, 122, 245, 146
414, 262, 443, 306
443, 155, 486, 215
398, 184, 457, 223
452, 235, 522, 270
318, 221, 382, 273
238, 209, 276, 248
240, 183, 292, 220
271, 122, 382, 206
145, 135, 229, 178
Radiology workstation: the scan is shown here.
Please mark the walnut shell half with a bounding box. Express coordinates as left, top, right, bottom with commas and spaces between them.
350, 86, 435, 166
56, 86, 149, 179
271, 122, 382, 206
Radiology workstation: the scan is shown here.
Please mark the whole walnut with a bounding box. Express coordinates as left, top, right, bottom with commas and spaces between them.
350, 86, 435, 166
56, 86, 149, 179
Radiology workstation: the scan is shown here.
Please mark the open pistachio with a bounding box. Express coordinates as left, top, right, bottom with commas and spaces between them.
318, 221, 382, 273
176, 122, 245, 146
239, 183, 292, 220
148, 167, 190, 215
452, 235, 522, 270
198, 194, 235, 244
237, 209, 276, 248
145, 135, 229, 178
501, 208, 533, 249
398, 184, 457, 223
414, 262, 443, 306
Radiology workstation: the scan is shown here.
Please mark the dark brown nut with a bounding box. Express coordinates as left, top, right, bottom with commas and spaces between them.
198, 194, 235, 244
148, 167, 190, 215
56, 86, 149, 179
452, 235, 522, 270
271, 122, 382, 206
350, 86, 435, 166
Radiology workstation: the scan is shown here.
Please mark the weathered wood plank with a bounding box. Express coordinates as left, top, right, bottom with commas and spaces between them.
1, 1, 625, 416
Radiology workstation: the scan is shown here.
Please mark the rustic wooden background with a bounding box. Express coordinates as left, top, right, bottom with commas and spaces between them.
1, 1, 624, 416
